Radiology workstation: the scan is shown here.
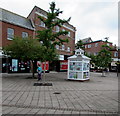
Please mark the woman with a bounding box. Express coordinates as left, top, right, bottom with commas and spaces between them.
37, 65, 42, 81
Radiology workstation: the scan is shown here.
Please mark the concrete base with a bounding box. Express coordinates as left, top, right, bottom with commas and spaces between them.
68, 79, 90, 82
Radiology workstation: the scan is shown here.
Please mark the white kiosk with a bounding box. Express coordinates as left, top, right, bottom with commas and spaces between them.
68, 48, 91, 81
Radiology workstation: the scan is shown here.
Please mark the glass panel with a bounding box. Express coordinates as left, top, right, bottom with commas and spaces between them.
7, 28, 14, 40
22, 32, 28, 38
83, 72, 89, 79
69, 72, 77, 79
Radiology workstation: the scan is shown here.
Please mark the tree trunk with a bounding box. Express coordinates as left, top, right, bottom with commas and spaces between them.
31, 60, 35, 78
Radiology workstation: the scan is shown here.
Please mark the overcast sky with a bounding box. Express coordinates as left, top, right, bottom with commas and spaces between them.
0, 0, 119, 45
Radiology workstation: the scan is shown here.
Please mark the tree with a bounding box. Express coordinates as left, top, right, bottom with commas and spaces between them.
3, 37, 44, 78
95, 44, 112, 76
75, 40, 85, 49
36, 2, 70, 83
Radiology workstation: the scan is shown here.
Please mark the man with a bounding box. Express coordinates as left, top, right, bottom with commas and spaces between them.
37, 64, 42, 81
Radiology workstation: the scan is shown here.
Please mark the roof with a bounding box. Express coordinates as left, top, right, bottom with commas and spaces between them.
83, 40, 112, 45
0, 8, 34, 30
28, 6, 76, 31
68, 54, 91, 60
81, 37, 92, 43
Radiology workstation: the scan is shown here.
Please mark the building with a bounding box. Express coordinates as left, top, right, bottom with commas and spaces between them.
83, 39, 113, 56
27, 6, 76, 71
81, 38, 119, 71
0, 6, 76, 73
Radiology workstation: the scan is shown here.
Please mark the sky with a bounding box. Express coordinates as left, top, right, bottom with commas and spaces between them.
0, 0, 119, 46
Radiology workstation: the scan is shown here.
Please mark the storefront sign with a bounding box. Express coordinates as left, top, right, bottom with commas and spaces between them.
60, 60, 68, 71
37, 61, 49, 71
12, 59, 18, 72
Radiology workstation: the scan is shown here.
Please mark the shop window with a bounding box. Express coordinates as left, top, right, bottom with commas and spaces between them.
22, 32, 28, 38
7, 28, 14, 40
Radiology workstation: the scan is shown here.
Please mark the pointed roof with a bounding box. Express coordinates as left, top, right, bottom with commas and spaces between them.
0, 8, 34, 30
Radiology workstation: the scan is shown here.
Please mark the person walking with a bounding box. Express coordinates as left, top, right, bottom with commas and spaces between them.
37, 64, 42, 81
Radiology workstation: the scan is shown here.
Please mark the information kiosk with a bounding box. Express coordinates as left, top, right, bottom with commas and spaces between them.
68, 49, 91, 81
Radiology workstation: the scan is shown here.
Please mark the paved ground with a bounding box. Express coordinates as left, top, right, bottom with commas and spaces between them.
1, 72, 119, 115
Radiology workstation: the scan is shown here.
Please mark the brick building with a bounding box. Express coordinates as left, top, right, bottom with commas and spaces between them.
81, 38, 119, 71
27, 6, 76, 71
0, 8, 34, 73
0, 6, 76, 73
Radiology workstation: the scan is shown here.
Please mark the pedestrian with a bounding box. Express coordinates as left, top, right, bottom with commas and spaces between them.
37, 64, 42, 81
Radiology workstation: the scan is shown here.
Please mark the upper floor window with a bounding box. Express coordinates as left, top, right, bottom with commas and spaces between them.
114, 52, 118, 57
85, 45, 87, 49
88, 44, 91, 48
107, 43, 110, 46
40, 21, 45, 27
56, 45, 59, 50
7, 28, 14, 40
22, 32, 28, 38
94, 52, 98, 56
62, 45, 65, 50
56, 26, 60, 32
62, 28, 65, 31
95, 43, 98, 47
68, 31, 71, 37
67, 47, 70, 52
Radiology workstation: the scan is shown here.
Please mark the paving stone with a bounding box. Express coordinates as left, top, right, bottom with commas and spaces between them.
2, 72, 118, 115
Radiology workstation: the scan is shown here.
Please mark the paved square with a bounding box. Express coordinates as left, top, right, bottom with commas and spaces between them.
1, 72, 118, 115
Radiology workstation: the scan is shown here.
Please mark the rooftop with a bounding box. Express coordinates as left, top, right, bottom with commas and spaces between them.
0, 8, 34, 30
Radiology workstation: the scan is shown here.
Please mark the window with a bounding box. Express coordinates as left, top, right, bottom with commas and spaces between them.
88, 44, 91, 48
59, 55, 64, 60
68, 32, 71, 37
40, 21, 45, 27
56, 26, 60, 32
56, 45, 59, 50
114, 52, 118, 57
88, 52, 91, 55
67, 47, 70, 52
107, 43, 110, 46
62, 45, 65, 50
95, 43, 98, 47
7, 28, 14, 40
94, 52, 98, 56
85, 45, 87, 48
22, 32, 28, 38
62, 29, 65, 31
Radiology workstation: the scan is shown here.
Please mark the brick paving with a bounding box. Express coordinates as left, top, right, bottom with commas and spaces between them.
1, 72, 119, 115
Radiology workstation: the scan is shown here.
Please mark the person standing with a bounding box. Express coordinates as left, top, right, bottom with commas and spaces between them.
37, 65, 42, 81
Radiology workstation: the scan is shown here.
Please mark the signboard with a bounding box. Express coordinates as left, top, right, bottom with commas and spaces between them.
37, 61, 49, 71
42, 61, 49, 71
12, 59, 18, 72
60, 60, 68, 71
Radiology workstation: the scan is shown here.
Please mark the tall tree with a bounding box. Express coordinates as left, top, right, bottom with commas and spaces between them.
3, 37, 44, 78
36, 2, 71, 83
95, 44, 112, 76
75, 40, 85, 49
